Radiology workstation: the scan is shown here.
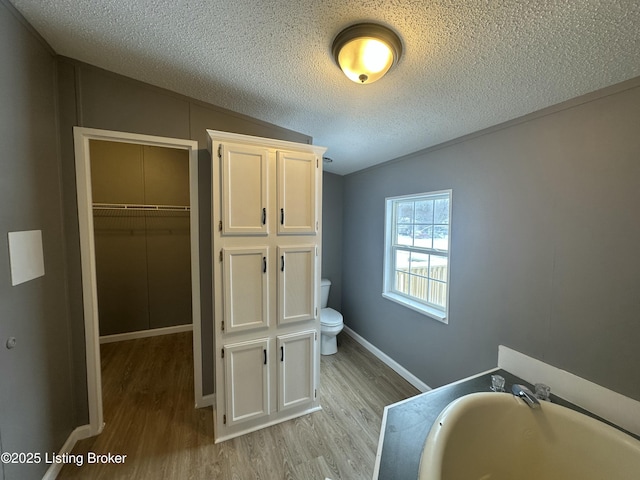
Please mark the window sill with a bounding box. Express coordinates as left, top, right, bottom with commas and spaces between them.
382, 292, 448, 324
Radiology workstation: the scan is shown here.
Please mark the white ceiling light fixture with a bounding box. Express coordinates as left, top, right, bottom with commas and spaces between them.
332, 23, 403, 84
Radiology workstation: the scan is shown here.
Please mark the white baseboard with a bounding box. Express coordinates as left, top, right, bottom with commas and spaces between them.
99, 324, 192, 344
343, 326, 431, 392
41, 424, 94, 480
498, 345, 640, 436
198, 393, 215, 409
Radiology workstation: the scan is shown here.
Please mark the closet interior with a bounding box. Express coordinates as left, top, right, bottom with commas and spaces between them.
90, 140, 192, 337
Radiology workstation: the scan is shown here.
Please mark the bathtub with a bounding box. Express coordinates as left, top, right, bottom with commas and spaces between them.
419, 391, 640, 480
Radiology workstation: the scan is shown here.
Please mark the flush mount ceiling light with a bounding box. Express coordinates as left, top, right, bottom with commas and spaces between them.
332, 23, 403, 84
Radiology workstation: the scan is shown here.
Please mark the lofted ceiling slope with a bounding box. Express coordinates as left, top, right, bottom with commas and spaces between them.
9, 0, 640, 175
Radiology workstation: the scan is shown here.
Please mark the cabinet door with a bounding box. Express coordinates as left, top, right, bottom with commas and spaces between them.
223, 247, 269, 332
277, 245, 316, 324
223, 338, 270, 425
277, 151, 317, 235
220, 142, 268, 235
277, 331, 316, 411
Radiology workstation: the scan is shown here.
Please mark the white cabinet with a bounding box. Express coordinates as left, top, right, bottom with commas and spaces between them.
222, 331, 316, 428
218, 142, 318, 237
210, 130, 326, 442
219, 142, 268, 235
222, 338, 270, 426
277, 331, 316, 411
222, 247, 269, 332
278, 245, 316, 325
277, 151, 317, 235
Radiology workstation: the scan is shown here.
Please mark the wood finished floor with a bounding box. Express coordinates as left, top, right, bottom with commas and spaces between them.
58, 331, 419, 480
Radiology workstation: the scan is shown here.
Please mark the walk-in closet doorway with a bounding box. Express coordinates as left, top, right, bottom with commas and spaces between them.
73, 127, 202, 436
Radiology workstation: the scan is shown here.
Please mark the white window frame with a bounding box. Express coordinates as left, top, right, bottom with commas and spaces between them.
382, 190, 452, 323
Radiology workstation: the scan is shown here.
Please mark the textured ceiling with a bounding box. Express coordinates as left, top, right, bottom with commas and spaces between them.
10, 0, 640, 175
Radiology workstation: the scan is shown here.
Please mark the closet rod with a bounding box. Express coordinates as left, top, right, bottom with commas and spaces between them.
92, 203, 190, 212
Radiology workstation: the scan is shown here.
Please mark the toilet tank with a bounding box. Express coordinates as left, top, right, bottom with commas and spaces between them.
320, 278, 331, 308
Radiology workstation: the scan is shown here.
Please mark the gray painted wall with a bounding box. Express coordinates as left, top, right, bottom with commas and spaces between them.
342, 79, 640, 401
0, 2, 75, 478
321, 171, 344, 311
56, 57, 312, 418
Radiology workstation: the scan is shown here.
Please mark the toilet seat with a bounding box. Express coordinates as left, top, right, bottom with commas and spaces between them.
320, 307, 343, 327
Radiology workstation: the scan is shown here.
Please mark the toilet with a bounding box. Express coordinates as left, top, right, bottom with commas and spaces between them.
320, 278, 344, 355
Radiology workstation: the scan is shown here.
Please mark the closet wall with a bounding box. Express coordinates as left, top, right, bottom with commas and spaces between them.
90, 140, 191, 336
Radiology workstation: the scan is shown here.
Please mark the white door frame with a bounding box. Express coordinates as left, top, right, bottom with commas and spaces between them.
73, 127, 203, 436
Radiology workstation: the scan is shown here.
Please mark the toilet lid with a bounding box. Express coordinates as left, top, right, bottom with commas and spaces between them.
320, 308, 343, 327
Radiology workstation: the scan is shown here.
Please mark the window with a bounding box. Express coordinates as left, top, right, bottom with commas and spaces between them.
383, 190, 451, 323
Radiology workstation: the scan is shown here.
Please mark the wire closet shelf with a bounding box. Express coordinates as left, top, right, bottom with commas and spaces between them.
92, 203, 190, 217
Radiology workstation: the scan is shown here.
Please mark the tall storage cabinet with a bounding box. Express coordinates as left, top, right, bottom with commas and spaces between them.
208, 130, 326, 442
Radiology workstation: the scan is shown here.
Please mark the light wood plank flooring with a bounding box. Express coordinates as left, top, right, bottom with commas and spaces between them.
59, 331, 419, 479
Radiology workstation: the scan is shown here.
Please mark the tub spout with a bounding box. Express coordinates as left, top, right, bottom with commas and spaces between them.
512, 384, 540, 408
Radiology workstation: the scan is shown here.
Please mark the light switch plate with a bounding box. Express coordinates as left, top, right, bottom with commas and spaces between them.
8, 230, 45, 286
